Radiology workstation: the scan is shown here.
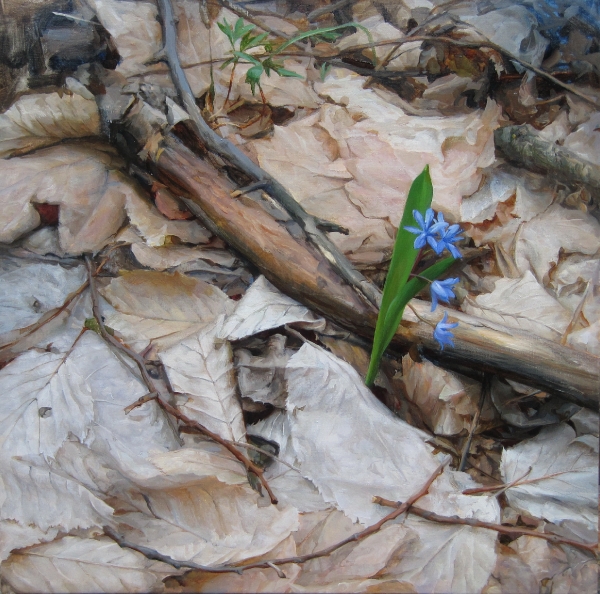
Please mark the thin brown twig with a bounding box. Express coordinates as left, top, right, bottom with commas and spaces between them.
462, 467, 594, 495
336, 35, 599, 108
106, 458, 449, 575
372, 497, 597, 554
85, 256, 278, 504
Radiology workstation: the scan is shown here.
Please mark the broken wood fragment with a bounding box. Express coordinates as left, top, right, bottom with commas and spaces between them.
494, 125, 600, 195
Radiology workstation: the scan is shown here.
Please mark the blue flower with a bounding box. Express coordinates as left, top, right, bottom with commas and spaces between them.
405, 208, 448, 250
433, 312, 458, 350
431, 214, 463, 259
430, 277, 459, 311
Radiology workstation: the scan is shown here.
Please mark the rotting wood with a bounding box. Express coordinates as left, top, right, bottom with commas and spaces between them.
495, 124, 600, 195
120, 100, 599, 409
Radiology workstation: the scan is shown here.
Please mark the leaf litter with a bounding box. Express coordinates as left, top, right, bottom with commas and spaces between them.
0, 0, 598, 591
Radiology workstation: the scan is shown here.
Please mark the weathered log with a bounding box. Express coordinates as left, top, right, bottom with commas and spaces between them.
494, 124, 600, 194
122, 101, 598, 409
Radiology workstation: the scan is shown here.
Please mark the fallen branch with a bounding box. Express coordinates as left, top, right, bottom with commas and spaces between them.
336, 35, 600, 108
119, 96, 598, 408
105, 458, 448, 575
495, 125, 600, 194
155, 0, 381, 308
372, 497, 597, 554
85, 256, 278, 504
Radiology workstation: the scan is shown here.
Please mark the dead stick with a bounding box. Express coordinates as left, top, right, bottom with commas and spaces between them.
337, 36, 599, 108
155, 0, 381, 308
126, 121, 598, 408
85, 256, 278, 504
372, 497, 597, 554
106, 458, 448, 575
495, 125, 600, 192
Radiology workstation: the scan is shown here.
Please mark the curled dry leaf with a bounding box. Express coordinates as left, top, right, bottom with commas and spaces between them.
220, 275, 324, 341
0, 88, 100, 159
501, 424, 598, 541
514, 204, 600, 283
0, 145, 134, 254
124, 192, 211, 247
462, 271, 572, 341
83, 0, 162, 77
401, 355, 494, 436
1, 536, 174, 593
160, 315, 246, 443
101, 270, 232, 351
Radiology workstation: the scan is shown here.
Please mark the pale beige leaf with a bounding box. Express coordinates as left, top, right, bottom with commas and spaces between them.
0, 261, 86, 337
514, 204, 600, 283
401, 355, 494, 436
0, 522, 59, 563
508, 536, 568, 582
1, 536, 173, 593
548, 560, 598, 594
124, 192, 211, 246
118, 477, 299, 566
101, 270, 232, 351
221, 276, 324, 341
283, 342, 440, 525
462, 271, 572, 340
0, 331, 178, 532
0, 145, 132, 254
482, 544, 539, 594
501, 424, 598, 539
0, 89, 100, 158
160, 316, 245, 443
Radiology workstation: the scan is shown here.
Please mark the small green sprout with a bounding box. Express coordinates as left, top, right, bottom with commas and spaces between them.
217, 18, 377, 101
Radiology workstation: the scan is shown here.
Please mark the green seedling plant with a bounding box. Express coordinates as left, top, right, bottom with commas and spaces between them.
217, 18, 376, 107
365, 165, 463, 387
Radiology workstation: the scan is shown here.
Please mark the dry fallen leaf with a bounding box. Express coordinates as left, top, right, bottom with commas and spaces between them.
220, 275, 324, 341
401, 355, 493, 436
101, 270, 232, 351
501, 424, 598, 542
160, 315, 246, 443
0, 87, 100, 159
1, 536, 174, 593
0, 145, 134, 254
117, 477, 299, 567
462, 271, 572, 341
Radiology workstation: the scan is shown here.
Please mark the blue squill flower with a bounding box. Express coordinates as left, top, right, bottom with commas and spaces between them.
430, 277, 459, 311
434, 312, 458, 350
432, 214, 463, 259
405, 208, 448, 250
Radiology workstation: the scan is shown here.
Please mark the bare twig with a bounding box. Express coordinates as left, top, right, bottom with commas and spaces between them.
337, 35, 600, 108
85, 256, 278, 504
462, 467, 594, 495
106, 458, 449, 575
156, 0, 381, 308
458, 373, 490, 471
372, 498, 597, 554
